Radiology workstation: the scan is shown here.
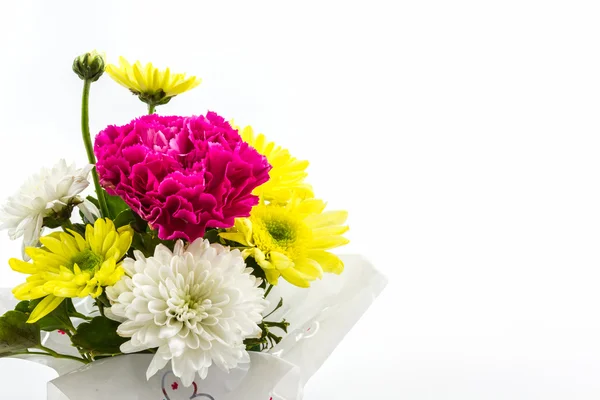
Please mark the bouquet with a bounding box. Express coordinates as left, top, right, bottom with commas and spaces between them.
0, 52, 386, 400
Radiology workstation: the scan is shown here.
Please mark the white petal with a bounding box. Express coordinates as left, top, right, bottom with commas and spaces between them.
108, 237, 266, 383
146, 347, 171, 379
77, 199, 100, 223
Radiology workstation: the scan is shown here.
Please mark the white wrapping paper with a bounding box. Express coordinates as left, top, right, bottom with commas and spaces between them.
2, 254, 386, 399
47, 353, 299, 400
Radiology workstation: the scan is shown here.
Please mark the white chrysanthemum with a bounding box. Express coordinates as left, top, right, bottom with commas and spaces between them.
106, 238, 267, 386
0, 159, 98, 254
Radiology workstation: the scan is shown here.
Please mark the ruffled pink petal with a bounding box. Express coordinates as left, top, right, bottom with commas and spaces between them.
94, 112, 271, 241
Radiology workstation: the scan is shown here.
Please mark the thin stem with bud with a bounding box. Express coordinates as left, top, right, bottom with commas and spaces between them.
80, 79, 109, 218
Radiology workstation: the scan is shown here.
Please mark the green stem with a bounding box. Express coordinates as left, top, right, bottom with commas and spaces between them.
81, 79, 109, 218
148, 103, 156, 114
264, 284, 274, 298
78, 348, 92, 362
264, 297, 283, 318
31, 346, 89, 364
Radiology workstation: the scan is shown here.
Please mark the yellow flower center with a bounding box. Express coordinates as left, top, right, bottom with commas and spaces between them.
251, 205, 311, 260
71, 248, 103, 271
265, 219, 296, 244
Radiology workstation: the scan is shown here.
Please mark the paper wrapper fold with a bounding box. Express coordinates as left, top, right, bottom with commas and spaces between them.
1, 254, 386, 400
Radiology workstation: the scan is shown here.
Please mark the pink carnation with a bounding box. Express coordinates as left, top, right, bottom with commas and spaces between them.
94, 112, 271, 241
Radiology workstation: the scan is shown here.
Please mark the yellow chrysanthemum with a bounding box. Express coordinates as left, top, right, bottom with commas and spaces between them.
105, 56, 201, 108
220, 197, 349, 288
237, 125, 314, 204
9, 218, 133, 323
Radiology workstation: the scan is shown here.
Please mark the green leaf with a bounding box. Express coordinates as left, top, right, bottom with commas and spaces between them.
130, 231, 149, 257
27, 299, 74, 332
131, 211, 149, 232
130, 230, 174, 258
14, 301, 30, 314
203, 228, 222, 244
113, 209, 136, 229
103, 192, 130, 219
71, 316, 126, 355
0, 311, 41, 356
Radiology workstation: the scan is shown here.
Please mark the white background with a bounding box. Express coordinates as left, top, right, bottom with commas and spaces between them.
1, 0, 600, 399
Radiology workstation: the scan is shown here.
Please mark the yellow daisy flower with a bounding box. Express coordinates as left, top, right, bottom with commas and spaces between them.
105, 56, 201, 110
220, 197, 349, 288
9, 218, 133, 323
238, 125, 314, 203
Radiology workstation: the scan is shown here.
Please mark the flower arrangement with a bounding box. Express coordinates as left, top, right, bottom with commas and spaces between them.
0, 51, 384, 399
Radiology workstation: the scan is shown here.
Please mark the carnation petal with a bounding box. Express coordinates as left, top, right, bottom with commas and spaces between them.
94, 114, 271, 241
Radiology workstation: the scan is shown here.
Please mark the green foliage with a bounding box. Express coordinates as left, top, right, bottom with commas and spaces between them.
71, 316, 126, 356
113, 209, 136, 228
70, 223, 87, 236
14, 301, 30, 314
203, 228, 223, 244
244, 298, 289, 351
84, 194, 148, 234
0, 311, 41, 356
103, 192, 130, 219
89, 192, 130, 220
113, 208, 148, 232
130, 228, 174, 258
17, 299, 76, 333
43, 203, 76, 229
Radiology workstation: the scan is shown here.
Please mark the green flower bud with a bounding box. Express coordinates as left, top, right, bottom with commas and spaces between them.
72, 51, 105, 82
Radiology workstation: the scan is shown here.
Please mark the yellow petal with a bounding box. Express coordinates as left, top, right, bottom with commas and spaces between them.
66, 229, 88, 251
305, 211, 349, 229
13, 282, 45, 300
220, 232, 250, 246
39, 236, 66, 256
132, 62, 147, 92
294, 258, 323, 279
279, 267, 312, 288
91, 286, 103, 298
264, 269, 281, 286
307, 250, 344, 274
28, 295, 64, 323
310, 236, 350, 250
9, 258, 37, 274
101, 231, 118, 255
295, 198, 326, 215
269, 252, 294, 271
312, 225, 350, 238
240, 126, 254, 142
160, 67, 172, 89
53, 287, 81, 297
252, 249, 274, 270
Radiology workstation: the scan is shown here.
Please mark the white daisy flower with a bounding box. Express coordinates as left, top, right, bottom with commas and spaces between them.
106, 238, 267, 387
0, 159, 98, 256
